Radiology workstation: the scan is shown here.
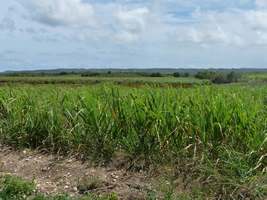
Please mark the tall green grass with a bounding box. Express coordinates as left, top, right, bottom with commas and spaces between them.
0, 84, 266, 198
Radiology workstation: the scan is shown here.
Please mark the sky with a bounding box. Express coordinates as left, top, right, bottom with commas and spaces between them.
1, 0, 267, 71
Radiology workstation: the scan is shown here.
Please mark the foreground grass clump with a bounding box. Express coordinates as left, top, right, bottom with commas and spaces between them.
0, 175, 35, 200
0, 84, 266, 198
0, 175, 118, 200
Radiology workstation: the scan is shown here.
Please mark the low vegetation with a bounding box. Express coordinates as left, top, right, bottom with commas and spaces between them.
0, 175, 119, 200
195, 71, 241, 84
173, 72, 190, 78
150, 72, 163, 77
0, 84, 266, 199
0, 76, 206, 87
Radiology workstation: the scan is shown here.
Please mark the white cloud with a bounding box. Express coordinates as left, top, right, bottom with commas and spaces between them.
114, 7, 150, 42
256, 0, 267, 8
173, 7, 267, 46
14, 1, 151, 42
10, 0, 267, 46
115, 7, 149, 32
246, 10, 267, 30
2, 0, 267, 69
16, 0, 95, 27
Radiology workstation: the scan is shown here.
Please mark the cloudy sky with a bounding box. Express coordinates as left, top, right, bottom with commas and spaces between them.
1, 0, 267, 71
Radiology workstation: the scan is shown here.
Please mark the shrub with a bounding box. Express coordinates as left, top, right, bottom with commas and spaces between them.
173, 72, 180, 77
212, 72, 241, 84
183, 72, 190, 77
212, 73, 229, 84
195, 71, 217, 80
195, 71, 241, 84
81, 73, 100, 77
0, 175, 35, 200
150, 73, 162, 77
174, 72, 190, 78
226, 71, 241, 83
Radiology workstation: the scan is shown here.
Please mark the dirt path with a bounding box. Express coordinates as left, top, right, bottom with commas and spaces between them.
0, 146, 161, 199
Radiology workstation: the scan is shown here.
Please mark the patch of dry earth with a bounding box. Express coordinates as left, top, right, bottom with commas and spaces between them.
0, 146, 156, 199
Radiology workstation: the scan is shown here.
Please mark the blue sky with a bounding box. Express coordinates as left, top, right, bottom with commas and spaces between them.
1, 0, 267, 71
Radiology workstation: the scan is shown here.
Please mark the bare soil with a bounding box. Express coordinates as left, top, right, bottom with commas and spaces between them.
0, 145, 184, 199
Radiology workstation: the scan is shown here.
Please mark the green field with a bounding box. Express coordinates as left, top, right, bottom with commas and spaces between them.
0, 75, 208, 88
0, 80, 266, 199
244, 72, 267, 82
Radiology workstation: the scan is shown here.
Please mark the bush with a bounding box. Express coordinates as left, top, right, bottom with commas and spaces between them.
174, 72, 190, 78
212, 72, 241, 84
58, 72, 68, 76
195, 71, 241, 84
173, 72, 180, 77
0, 175, 35, 200
212, 74, 229, 84
183, 72, 190, 77
81, 73, 100, 77
226, 71, 241, 83
195, 71, 217, 80
150, 73, 162, 77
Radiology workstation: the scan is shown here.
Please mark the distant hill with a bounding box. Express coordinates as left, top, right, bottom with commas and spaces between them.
2, 68, 267, 76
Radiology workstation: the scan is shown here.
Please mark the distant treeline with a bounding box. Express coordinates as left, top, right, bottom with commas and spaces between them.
2, 68, 267, 77
3, 71, 192, 78
1, 71, 79, 77
0, 69, 245, 84
194, 71, 241, 84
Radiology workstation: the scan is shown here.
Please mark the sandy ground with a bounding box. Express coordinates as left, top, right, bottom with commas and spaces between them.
0, 145, 175, 199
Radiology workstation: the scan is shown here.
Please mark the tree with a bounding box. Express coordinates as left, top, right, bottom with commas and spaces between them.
173, 72, 180, 77
195, 70, 241, 84
195, 71, 216, 80
183, 72, 190, 77
227, 71, 240, 83
212, 74, 228, 84
150, 72, 162, 77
